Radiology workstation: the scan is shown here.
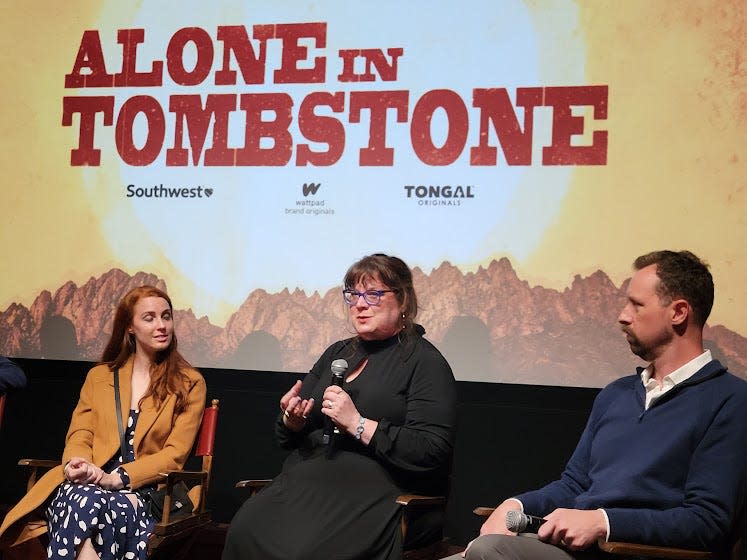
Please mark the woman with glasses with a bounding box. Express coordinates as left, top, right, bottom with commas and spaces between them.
223, 253, 457, 560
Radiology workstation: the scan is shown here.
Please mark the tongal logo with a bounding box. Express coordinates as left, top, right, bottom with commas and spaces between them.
403, 184, 475, 207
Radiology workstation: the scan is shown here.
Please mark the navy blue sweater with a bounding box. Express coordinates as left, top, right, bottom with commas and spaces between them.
517, 360, 747, 552
0, 356, 26, 394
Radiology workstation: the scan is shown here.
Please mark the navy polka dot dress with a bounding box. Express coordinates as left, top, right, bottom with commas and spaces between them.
46, 410, 155, 559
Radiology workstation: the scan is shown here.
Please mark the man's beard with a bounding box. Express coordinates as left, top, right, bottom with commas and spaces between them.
623, 329, 655, 362
623, 326, 671, 363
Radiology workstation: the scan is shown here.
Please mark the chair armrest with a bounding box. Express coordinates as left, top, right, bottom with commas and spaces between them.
396, 494, 447, 545
153, 470, 209, 525
159, 470, 208, 485
18, 458, 61, 469
235, 478, 272, 499
235, 479, 272, 490
473, 506, 496, 517
18, 458, 62, 492
396, 494, 446, 508
598, 540, 712, 560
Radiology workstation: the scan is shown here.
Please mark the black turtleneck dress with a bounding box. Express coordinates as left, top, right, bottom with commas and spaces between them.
222, 328, 457, 560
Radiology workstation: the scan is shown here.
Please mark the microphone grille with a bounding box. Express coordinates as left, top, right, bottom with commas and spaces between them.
331, 359, 348, 376
505, 510, 527, 533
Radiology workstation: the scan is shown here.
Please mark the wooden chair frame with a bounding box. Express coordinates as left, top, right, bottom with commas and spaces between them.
0, 393, 6, 431
16, 398, 219, 560
147, 398, 219, 556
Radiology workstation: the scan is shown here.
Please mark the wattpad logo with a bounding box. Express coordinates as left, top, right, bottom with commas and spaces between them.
302, 182, 321, 196
287, 182, 331, 215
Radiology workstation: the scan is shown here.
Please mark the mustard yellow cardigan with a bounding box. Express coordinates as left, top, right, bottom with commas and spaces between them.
0, 358, 206, 548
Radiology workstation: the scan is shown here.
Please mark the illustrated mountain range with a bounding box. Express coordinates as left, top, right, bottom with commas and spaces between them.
1, 259, 745, 388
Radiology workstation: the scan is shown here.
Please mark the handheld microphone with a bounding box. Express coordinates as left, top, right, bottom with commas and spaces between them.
322, 359, 348, 445
505, 510, 546, 534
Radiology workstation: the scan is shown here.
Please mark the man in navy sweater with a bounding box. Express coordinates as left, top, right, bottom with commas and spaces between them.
445, 250, 747, 559
0, 356, 26, 395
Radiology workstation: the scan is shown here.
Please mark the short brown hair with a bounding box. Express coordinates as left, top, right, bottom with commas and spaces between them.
344, 253, 418, 337
634, 250, 714, 328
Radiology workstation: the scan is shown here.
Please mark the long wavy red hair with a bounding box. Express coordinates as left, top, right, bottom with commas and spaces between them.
100, 285, 192, 414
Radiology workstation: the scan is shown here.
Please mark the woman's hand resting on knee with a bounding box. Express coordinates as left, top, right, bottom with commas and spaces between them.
64, 457, 124, 490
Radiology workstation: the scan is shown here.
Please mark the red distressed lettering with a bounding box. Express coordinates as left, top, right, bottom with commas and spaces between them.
236, 93, 293, 165
271, 23, 327, 84
470, 87, 543, 166
62, 96, 114, 165
113, 29, 163, 87
296, 92, 346, 166
115, 96, 165, 165
64, 30, 115, 88
349, 90, 408, 166
337, 48, 403, 82
542, 85, 608, 165
411, 89, 468, 165
214, 25, 270, 85
167, 94, 237, 166
166, 27, 214, 86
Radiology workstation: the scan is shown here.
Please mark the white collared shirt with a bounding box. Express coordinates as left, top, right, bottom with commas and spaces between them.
640, 349, 712, 410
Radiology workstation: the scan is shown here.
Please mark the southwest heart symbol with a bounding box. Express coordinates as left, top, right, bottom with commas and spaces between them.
205, 188, 213, 197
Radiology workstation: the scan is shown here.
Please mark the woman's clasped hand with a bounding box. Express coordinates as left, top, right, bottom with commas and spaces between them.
64, 457, 124, 490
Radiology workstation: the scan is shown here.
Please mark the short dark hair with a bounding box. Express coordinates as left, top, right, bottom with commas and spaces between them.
633, 250, 714, 328
344, 253, 418, 336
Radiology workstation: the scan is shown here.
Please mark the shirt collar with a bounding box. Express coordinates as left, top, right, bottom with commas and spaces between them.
640, 349, 712, 387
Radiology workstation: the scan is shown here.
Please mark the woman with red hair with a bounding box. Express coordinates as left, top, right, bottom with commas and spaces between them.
0, 286, 206, 560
